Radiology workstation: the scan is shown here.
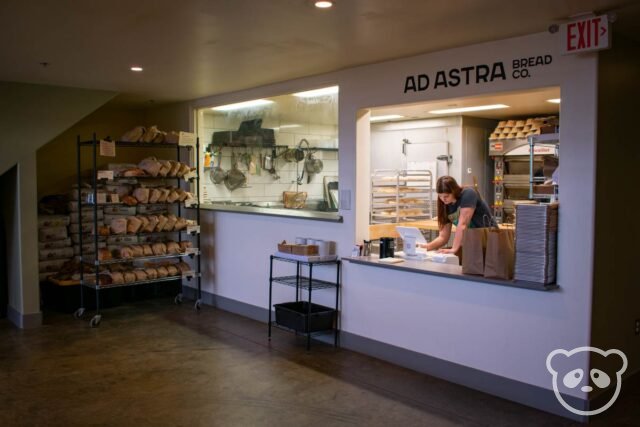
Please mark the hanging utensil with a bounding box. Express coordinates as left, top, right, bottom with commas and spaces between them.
210, 147, 227, 185
304, 149, 323, 183
224, 150, 247, 191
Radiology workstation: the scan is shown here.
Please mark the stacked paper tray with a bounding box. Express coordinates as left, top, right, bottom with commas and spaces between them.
514, 203, 558, 284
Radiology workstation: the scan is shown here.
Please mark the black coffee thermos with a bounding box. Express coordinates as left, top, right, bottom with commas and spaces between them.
379, 237, 395, 258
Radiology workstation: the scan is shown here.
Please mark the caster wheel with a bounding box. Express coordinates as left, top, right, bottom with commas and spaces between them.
90, 315, 102, 328
174, 293, 183, 305
74, 308, 85, 319
194, 299, 202, 311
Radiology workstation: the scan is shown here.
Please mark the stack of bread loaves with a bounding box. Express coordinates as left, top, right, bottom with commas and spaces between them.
38, 215, 74, 281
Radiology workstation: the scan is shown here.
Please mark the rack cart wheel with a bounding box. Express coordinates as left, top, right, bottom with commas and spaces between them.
174, 293, 183, 305
74, 308, 85, 319
90, 314, 102, 328
194, 299, 202, 311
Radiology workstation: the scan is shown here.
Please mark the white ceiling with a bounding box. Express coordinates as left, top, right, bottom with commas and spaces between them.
370, 87, 561, 121
1, 0, 638, 106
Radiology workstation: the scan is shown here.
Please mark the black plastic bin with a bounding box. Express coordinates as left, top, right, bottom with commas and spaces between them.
274, 301, 335, 333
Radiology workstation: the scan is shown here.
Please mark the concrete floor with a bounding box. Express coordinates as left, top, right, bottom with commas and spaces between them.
0, 300, 638, 427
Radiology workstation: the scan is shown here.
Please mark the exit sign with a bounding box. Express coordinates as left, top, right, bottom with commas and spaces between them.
561, 15, 610, 55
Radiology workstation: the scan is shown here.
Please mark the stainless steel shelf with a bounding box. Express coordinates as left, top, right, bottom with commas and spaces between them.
81, 251, 200, 266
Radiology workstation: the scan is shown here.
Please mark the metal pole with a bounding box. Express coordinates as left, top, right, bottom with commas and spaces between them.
268, 255, 273, 339
76, 137, 84, 311
335, 260, 340, 347
92, 135, 100, 315
307, 263, 313, 351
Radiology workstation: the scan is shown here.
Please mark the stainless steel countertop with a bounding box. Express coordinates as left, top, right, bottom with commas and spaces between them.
344, 256, 558, 292
199, 203, 343, 222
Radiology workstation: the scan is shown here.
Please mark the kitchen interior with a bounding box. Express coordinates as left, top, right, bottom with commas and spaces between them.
365, 86, 561, 257
196, 86, 340, 215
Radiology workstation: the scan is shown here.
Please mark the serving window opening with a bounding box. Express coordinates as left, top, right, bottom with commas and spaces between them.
362, 86, 560, 261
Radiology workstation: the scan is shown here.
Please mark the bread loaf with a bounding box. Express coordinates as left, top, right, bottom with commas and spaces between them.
169, 161, 181, 177
120, 126, 145, 142
133, 269, 148, 281
119, 246, 134, 259
148, 188, 162, 204
166, 265, 179, 276
144, 268, 158, 279
133, 188, 150, 204
130, 245, 144, 257
166, 241, 181, 254
97, 248, 112, 261
156, 266, 169, 278
138, 157, 161, 177
121, 195, 138, 206
164, 214, 177, 231
151, 242, 167, 256
176, 262, 191, 274
110, 218, 128, 235
144, 216, 159, 233
155, 215, 168, 232
110, 271, 125, 284
122, 168, 146, 177
142, 244, 153, 256
123, 271, 136, 283
179, 241, 193, 252
174, 217, 188, 231
127, 216, 143, 234
158, 160, 172, 177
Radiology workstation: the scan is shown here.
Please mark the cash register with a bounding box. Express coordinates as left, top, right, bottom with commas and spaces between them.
395, 226, 459, 265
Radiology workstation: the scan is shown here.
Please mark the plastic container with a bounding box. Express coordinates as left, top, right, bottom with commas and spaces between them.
274, 301, 335, 333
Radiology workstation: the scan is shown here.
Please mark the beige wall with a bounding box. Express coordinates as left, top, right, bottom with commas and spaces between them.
591, 36, 640, 379
37, 103, 192, 198
0, 82, 116, 176
37, 106, 145, 197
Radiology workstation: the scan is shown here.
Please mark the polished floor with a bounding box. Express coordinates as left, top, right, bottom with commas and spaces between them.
0, 300, 638, 427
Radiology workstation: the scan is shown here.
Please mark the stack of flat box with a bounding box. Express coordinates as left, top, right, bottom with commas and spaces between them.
38, 215, 73, 281
514, 203, 558, 284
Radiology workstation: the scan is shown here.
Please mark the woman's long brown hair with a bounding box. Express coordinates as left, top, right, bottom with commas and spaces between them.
436, 176, 463, 228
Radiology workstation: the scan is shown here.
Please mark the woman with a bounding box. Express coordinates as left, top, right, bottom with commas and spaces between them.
423, 176, 493, 254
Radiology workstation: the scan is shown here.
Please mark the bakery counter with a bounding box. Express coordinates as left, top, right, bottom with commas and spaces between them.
344, 256, 558, 292
369, 220, 514, 239
199, 202, 343, 223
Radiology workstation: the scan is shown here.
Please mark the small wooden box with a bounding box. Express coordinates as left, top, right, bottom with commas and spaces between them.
291, 244, 319, 256
277, 242, 294, 253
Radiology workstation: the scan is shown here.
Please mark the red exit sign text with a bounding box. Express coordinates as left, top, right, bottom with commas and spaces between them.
561, 15, 610, 55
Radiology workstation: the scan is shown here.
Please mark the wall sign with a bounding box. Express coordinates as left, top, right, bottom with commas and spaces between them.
560, 15, 610, 55
404, 55, 553, 93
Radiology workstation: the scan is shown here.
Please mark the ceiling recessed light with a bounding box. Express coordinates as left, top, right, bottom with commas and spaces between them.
547, 98, 561, 104
293, 86, 339, 98
130, 66, 143, 72
428, 104, 509, 114
370, 114, 404, 122
315, 1, 333, 8
211, 99, 273, 111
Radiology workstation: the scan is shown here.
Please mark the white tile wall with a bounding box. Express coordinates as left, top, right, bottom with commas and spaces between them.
200, 122, 339, 204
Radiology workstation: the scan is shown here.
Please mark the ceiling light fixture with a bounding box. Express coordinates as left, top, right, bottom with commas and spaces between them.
370, 114, 404, 122
429, 104, 509, 114
211, 99, 273, 111
546, 98, 561, 104
293, 86, 339, 98
315, 1, 333, 8
130, 66, 143, 72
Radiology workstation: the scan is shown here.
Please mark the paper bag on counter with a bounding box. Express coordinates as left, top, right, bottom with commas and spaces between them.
461, 228, 488, 275
483, 228, 515, 280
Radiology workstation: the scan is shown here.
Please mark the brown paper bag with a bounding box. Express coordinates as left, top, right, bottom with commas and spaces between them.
484, 228, 515, 280
461, 228, 488, 275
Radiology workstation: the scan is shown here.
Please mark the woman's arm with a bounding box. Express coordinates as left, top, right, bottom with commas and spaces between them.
440, 207, 474, 253
424, 223, 452, 251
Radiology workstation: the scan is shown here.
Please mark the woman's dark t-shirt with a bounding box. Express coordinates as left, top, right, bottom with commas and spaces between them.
445, 188, 493, 228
